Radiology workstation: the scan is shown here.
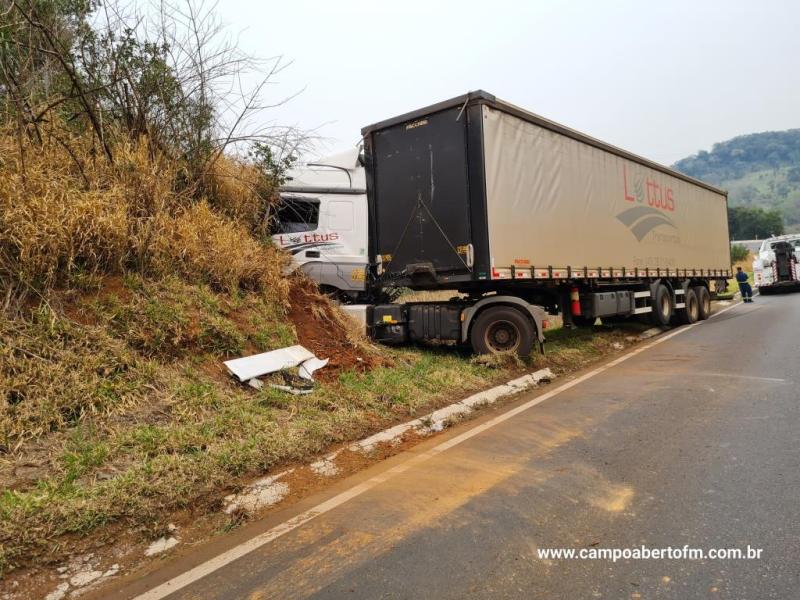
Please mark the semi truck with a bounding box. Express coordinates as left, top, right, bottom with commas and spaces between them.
272, 148, 369, 302
276, 90, 732, 356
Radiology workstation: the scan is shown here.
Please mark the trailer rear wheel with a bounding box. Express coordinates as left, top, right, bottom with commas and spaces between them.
677, 288, 699, 324
650, 284, 673, 326
471, 306, 535, 357
694, 286, 711, 320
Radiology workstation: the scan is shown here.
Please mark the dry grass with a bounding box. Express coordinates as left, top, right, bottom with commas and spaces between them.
0, 294, 504, 575
0, 126, 285, 302
0, 131, 129, 291
0, 307, 153, 449
149, 202, 288, 294
204, 156, 271, 232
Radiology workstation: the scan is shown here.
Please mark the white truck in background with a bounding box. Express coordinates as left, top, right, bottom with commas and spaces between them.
752, 234, 800, 293
271, 148, 369, 301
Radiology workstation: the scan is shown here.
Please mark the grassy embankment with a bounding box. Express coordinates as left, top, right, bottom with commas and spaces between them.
0, 129, 644, 577
0, 277, 640, 576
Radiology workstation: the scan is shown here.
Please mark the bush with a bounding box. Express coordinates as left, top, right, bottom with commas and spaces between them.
731, 244, 750, 263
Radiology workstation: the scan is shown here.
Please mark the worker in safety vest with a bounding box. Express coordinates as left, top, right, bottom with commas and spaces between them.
736, 266, 753, 303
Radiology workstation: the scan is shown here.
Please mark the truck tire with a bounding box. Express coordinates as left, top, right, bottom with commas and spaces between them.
694, 286, 711, 320
677, 288, 699, 324
650, 284, 673, 326
470, 306, 535, 357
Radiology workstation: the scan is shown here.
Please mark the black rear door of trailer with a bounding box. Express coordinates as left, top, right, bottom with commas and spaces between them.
368, 107, 472, 284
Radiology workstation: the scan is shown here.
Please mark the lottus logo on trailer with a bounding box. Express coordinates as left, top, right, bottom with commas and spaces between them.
617, 164, 677, 241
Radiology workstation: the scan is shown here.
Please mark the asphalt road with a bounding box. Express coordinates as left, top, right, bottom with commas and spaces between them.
115, 294, 800, 600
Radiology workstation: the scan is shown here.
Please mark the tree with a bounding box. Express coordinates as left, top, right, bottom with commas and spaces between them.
0, 0, 306, 179
730, 244, 749, 263
728, 206, 784, 240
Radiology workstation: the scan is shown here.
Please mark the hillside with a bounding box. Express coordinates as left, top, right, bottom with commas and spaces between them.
0, 4, 642, 591
673, 130, 800, 230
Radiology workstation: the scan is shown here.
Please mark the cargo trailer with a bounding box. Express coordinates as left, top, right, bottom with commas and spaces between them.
356, 91, 731, 356
363, 90, 729, 288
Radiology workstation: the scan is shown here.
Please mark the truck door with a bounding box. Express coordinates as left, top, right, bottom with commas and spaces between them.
371, 107, 472, 282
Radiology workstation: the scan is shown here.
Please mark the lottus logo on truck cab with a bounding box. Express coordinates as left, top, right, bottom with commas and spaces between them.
616, 164, 677, 241
275, 232, 341, 255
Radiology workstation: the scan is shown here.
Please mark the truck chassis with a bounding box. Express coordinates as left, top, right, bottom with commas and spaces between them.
368, 276, 719, 357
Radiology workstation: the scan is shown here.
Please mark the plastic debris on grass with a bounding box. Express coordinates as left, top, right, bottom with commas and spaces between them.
224, 345, 329, 394
223, 345, 315, 381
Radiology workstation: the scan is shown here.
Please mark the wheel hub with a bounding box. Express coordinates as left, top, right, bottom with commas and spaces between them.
485, 320, 520, 352
661, 294, 670, 316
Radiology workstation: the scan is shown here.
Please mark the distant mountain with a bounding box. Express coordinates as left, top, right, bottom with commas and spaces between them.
673, 130, 800, 229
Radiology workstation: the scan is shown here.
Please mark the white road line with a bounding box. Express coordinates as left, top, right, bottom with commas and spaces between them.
690, 372, 786, 383
134, 300, 743, 600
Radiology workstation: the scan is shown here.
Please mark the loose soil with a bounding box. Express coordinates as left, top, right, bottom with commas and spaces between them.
287, 277, 386, 378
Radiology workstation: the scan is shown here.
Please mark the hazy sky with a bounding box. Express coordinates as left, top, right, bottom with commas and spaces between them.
215, 0, 799, 165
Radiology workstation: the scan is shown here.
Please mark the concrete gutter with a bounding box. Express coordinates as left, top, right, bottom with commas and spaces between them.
223, 368, 555, 514
349, 368, 555, 452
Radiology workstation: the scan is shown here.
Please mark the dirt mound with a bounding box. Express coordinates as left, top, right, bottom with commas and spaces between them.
287, 277, 386, 378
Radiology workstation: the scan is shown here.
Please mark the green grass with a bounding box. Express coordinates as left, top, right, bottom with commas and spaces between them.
0, 281, 648, 577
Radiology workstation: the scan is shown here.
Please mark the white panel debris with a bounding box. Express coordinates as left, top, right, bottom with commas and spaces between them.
224, 345, 315, 382
298, 357, 329, 380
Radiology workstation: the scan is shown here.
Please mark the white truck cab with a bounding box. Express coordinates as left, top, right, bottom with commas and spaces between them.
752, 234, 800, 289
271, 148, 368, 301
